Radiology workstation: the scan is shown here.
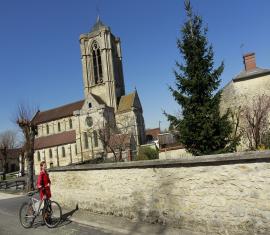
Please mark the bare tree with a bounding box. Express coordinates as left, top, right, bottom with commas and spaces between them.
97, 119, 133, 162
242, 94, 270, 150
15, 103, 38, 191
0, 130, 17, 180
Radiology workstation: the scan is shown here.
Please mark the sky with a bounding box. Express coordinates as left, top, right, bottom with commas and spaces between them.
0, 0, 270, 133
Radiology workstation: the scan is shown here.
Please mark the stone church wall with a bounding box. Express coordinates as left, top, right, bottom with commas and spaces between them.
50, 151, 270, 235
34, 142, 78, 173
37, 116, 75, 138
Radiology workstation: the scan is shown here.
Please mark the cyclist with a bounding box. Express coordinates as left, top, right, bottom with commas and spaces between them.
37, 161, 51, 200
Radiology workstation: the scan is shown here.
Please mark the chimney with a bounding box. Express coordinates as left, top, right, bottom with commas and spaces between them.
243, 52, 256, 71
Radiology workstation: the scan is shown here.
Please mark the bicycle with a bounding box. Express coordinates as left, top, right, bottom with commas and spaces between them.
19, 189, 62, 228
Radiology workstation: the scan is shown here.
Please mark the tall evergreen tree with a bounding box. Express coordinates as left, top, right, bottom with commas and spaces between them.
166, 0, 233, 156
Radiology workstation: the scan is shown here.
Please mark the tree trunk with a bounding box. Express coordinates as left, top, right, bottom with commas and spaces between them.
119, 149, 123, 161
1, 151, 7, 181
2, 168, 6, 181
26, 152, 34, 192
21, 155, 25, 176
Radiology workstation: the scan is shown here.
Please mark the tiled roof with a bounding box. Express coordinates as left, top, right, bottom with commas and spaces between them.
34, 130, 76, 150
117, 93, 135, 113
32, 100, 84, 125
117, 91, 143, 114
145, 128, 161, 139
108, 134, 131, 148
233, 67, 270, 81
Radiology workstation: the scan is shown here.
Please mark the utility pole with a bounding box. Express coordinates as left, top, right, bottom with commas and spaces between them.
159, 121, 162, 132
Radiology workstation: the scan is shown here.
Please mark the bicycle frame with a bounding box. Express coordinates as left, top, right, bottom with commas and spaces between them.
25, 195, 45, 220
32, 196, 43, 215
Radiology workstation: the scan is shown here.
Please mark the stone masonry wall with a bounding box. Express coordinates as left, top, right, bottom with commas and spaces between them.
50, 151, 270, 235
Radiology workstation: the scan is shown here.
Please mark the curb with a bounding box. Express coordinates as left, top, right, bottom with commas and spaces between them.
70, 217, 132, 235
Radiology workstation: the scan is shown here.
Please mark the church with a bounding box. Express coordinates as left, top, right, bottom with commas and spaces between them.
32, 18, 146, 172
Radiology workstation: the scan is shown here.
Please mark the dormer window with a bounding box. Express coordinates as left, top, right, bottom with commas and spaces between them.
92, 42, 103, 84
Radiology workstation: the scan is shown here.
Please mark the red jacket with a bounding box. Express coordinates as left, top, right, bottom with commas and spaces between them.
37, 170, 51, 200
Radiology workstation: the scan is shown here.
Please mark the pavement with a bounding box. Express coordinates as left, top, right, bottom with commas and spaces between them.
64, 206, 202, 235
0, 190, 202, 235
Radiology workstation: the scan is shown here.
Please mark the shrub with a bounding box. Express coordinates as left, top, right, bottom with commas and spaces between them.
136, 146, 158, 161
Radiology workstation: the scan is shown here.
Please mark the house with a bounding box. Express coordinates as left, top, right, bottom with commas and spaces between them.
0, 148, 21, 173
220, 52, 270, 150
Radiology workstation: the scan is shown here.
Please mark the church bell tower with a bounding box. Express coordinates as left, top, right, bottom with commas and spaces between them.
79, 17, 125, 110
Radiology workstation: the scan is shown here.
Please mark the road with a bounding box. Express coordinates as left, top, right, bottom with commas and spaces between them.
0, 192, 114, 235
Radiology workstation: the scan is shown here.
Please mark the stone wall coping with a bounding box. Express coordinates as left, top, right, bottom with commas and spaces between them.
49, 150, 270, 172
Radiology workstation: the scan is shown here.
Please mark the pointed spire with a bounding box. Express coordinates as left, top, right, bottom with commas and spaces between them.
90, 16, 108, 32
96, 15, 100, 23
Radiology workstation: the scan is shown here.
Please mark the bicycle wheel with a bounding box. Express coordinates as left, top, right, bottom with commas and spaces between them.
19, 202, 35, 228
43, 200, 62, 228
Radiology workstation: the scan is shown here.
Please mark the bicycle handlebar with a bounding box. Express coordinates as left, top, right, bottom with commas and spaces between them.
26, 189, 39, 197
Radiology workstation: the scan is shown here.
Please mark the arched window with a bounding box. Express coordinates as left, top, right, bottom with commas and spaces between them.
84, 132, 89, 149
49, 149, 53, 158
50, 162, 53, 168
46, 124, 49, 134
69, 119, 73, 129
62, 147, 66, 157
58, 122, 61, 132
92, 42, 103, 84
93, 130, 98, 147
37, 151, 41, 161
75, 145, 77, 155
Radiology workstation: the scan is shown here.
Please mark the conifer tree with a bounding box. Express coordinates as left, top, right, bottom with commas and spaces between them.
166, 0, 233, 155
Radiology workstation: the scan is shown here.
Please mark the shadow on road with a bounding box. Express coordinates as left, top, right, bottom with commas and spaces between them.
32, 204, 79, 228
61, 204, 79, 223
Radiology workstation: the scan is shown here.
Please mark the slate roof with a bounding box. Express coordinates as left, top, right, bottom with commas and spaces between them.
32, 100, 84, 125
233, 67, 270, 82
34, 130, 76, 150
